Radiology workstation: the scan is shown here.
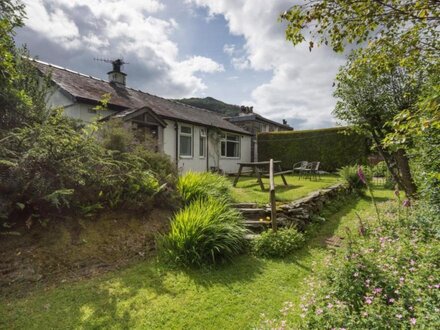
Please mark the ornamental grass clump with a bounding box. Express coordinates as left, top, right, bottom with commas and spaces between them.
177, 171, 232, 204
158, 198, 248, 267
251, 227, 305, 258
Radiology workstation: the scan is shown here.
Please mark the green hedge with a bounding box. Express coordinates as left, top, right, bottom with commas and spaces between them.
257, 127, 370, 172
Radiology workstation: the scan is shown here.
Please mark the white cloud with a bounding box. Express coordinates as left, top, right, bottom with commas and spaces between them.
21, 0, 223, 97
223, 43, 236, 56
187, 0, 345, 129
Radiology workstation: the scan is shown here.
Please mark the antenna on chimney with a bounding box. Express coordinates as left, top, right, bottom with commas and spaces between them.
94, 58, 129, 86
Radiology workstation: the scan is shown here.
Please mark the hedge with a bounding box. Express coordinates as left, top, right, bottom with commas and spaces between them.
257, 127, 370, 172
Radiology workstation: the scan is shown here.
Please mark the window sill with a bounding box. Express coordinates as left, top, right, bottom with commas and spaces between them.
220, 156, 241, 160
179, 155, 193, 159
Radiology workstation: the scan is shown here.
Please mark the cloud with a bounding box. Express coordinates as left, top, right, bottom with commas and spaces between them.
223, 43, 236, 56
18, 0, 223, 98
187, 0, 345, 129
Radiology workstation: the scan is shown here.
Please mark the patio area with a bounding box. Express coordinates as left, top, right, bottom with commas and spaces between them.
230, 173, 341, 204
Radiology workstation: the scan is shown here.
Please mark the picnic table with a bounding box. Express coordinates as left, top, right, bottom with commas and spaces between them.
232, 161, 289, 190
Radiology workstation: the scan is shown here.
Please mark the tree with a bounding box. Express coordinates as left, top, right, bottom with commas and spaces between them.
0, 0, 50, 132
281, 0, 439, 56
334, 48, 423, 196
281, 0, 439, 198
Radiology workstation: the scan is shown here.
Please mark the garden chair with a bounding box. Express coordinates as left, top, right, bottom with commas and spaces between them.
310, 161, 321, 180
292, 161, 308, 177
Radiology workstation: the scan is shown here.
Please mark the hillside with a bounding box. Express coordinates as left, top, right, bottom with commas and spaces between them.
175, 97, 241, 117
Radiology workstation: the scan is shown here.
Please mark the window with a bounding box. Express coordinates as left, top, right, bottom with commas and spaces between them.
221, 133, 240, 158
199, 128, 206, 157
179, 125, 192, 157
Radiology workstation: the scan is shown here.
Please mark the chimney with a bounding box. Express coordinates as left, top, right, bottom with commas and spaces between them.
282, 119, 287, 125
240, 105, 254, 116
108, 59, 127, 86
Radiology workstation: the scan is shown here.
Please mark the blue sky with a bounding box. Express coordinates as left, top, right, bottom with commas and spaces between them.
15, 0, 345, 129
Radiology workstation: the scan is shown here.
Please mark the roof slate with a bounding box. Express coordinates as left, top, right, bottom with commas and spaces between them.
33, 60, 251, 135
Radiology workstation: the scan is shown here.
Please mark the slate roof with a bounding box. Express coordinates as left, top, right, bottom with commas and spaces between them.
32, 59, 251, 135
226, 114, 293, 131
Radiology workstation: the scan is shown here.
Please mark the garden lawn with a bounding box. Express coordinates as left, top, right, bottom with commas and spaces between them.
231, 174, 341, 204
0, 188, 393, 330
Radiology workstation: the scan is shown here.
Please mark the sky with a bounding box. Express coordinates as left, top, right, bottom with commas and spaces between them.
15, 0, 346, 129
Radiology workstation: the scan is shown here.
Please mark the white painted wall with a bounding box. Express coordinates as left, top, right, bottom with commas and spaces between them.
162, 119, 251, 174
48, 91, 251, 174
47, 89, 116, 122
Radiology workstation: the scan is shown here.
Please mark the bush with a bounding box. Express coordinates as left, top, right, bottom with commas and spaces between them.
251, 227, 305, 258
177, 171, 232, 205
338, 165, 371, 192
0, 110, 175, 221
297, 203, 440, 329
158, 198, 247, 267
258, 127, 370, 172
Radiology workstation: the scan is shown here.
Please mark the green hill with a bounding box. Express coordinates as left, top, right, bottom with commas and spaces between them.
175, 97, 241, 117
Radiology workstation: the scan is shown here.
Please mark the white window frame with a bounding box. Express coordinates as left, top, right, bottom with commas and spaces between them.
220, 132, 241, 159
199, 128, 207, 158
179, 124, 193, 158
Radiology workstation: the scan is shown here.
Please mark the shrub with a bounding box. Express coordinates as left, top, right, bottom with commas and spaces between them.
251, 227, 305, 258
158, 198, 247, 267
0, 110, 174, 221
296, 203, 440, 329
258, 127, 370, 172
177, 171, 232, 205
338, 165, 371, 192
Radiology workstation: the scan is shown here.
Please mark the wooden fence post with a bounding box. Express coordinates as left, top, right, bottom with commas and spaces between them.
269, 159, 277, 232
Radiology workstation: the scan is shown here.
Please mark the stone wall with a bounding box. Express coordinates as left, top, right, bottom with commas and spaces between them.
235, 183, 347, 232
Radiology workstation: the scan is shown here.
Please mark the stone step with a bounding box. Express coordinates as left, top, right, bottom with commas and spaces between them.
232, 203, 260, 209
244, 220, 271, 226
236, 208, 268, 215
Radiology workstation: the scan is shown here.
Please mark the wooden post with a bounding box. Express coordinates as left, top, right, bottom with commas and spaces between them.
269, 159, 277, 232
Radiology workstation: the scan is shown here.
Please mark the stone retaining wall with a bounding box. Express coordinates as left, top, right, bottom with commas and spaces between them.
235, 183, 348, 232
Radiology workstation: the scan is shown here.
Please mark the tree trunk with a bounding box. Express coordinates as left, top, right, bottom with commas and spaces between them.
394, 149, 417, 198
370, 130, 417, 198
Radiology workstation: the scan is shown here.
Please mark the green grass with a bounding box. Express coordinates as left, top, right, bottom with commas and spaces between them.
231, 174, 341, 204
0, 188, 393, 330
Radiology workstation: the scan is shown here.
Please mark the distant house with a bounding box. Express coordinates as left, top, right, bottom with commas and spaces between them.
226, 106, 293, 161
33, 59, 252, 174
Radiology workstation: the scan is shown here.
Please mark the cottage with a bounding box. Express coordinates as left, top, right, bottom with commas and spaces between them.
226, 106, 293, 161
33, 59, 252, 174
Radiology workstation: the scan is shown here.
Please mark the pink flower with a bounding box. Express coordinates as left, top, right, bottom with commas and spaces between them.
373, 288, 383, 294
357, 166, 367, 184
396, 314, 403, 319
365, 296, 373, 304
410, 318, 416, 325
316, 308, 323, 315
403, 199, 411, 207
389, 298, 395, 303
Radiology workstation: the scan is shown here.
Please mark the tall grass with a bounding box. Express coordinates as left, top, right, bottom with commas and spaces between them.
177, 172, 232, 204
158, 198, 248, 267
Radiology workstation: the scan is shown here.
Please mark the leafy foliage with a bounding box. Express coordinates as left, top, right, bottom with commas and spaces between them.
281, 0, 439, 61
251, 227, 305, 258
338, 165, 370, 192
0, 109, 175, 221
258, 127, 369, 172
177, 171, 232, 205
158, 198, 248, 267
385, 75, 440, 209
297, 202, 440, 329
